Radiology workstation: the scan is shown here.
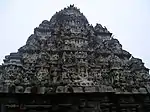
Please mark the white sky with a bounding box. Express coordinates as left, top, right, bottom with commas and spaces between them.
0, 0, 150, 68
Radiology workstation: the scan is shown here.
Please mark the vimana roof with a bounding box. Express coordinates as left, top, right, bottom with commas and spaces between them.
0, 5, 149, 94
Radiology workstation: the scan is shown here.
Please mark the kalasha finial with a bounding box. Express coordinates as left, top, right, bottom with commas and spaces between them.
70, 4, 74, 7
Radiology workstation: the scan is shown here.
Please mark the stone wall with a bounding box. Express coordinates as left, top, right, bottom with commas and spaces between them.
0, 93, 150, 112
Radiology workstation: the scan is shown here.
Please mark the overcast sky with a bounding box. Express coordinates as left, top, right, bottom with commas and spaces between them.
0, 0, 150, 68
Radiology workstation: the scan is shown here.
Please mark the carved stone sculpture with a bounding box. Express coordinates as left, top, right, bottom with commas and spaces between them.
0, 5, 149, 94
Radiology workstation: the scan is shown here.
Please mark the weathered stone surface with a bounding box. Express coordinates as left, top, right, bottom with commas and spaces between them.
2, 85, 9, 93
24, 87, 31, 93
84, 86, 96, 92
0, 85, 3, 92
139, 87, 147, 94
56, 86, 65, 93
72, 86, 83, 93
99, 85, 114, 92
145, 85, 150, 93
0, 92, 149, 112
15, 86, 24, 93
132, 88, 139, 94
0, 5, 149, 94
38, 87, 46, 94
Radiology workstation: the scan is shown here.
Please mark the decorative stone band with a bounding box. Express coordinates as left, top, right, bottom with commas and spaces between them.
0, 85, 148, 94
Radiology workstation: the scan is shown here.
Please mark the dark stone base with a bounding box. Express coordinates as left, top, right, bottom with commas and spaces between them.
0, 92, 150, 112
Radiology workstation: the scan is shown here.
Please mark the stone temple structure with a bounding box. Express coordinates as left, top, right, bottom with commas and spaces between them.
0, 5, 150, 112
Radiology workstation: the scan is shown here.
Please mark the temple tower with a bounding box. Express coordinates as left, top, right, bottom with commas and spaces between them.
0, 5, 150, 112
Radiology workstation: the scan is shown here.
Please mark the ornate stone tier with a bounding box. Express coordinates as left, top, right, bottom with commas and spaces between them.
0, 5, 150, 95
3, 53, 22, 66
50, 5, 88, 27
0, 85, 150, 94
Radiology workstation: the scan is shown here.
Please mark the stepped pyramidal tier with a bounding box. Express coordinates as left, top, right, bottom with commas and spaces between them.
0, 5, 150, 112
